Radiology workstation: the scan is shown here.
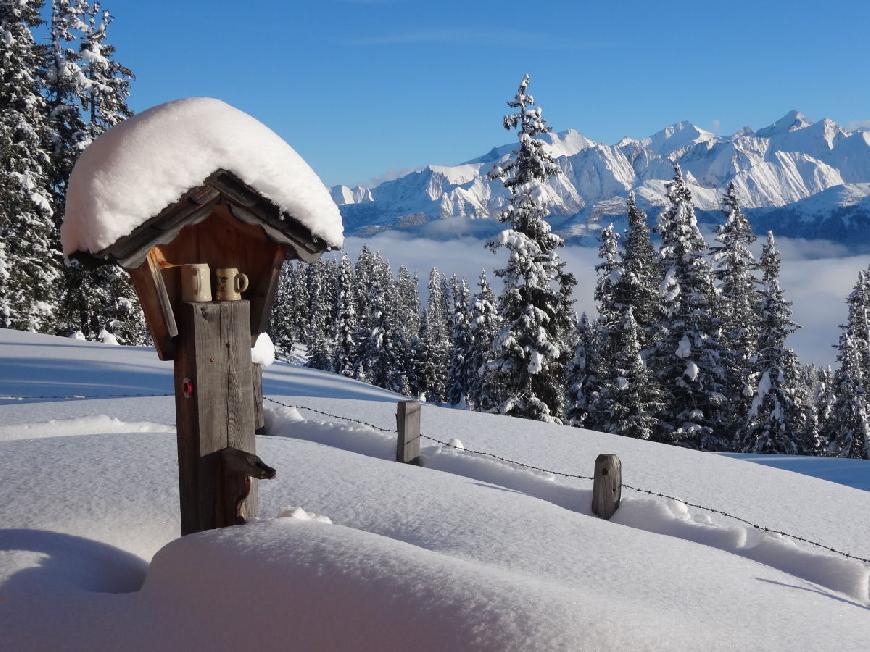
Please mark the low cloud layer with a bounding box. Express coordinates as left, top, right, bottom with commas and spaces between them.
339, 234, 869, 367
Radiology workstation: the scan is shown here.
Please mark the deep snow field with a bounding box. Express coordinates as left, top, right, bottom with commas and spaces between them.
0, 328, 868, 650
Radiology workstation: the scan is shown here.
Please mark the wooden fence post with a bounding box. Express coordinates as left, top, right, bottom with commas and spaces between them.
396, 400, 421, 465
592, 453, 622, 519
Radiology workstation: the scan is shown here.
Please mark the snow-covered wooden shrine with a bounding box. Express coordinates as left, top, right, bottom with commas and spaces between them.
61, 97, 343, 534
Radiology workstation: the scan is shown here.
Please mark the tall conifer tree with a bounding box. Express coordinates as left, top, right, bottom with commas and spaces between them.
486, 74, 576, 422
603, 307, 664, 440
614, 193, 661, 350
0, 0, 59, 331
467, 270, 500, 411
447, 275, 472, 406
653, 164, 725, 448
332, 254, 357, 377
565, 313, 599, 427
741, 234, 802, 453
712, 182, 759, 436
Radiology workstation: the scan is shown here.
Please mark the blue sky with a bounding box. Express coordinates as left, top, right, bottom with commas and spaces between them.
99, 0, 869, 187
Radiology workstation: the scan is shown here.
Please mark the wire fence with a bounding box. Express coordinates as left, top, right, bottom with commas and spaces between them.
1, 390, 866, 564
264, 395, 870, 565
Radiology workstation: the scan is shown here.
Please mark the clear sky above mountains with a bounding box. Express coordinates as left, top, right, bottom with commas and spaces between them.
105, 0, 869, 187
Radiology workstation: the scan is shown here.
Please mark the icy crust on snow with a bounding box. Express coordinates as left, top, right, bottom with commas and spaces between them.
61, 97, 344, 256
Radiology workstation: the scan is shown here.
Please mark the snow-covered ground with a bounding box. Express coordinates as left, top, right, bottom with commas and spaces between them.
1, 328, 868, 650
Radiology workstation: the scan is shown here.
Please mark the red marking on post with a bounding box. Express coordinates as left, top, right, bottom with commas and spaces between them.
182, 378, 194, 399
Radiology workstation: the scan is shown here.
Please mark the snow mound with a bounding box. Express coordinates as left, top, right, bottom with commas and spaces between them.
135, 520, 627, 651
0, 415, 174, 441
251, 333, 275, 367
277, 506, 332, 524
98, 329, 119, 345
62, 97, 343, 256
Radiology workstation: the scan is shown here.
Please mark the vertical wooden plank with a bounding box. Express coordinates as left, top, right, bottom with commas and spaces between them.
224, 301, 254, 450
252, 362, 265, 432
191, 302, 225, 532
223, 301, 257, 523
174, 302, 199, 535
396, 401, 421, 465
592, 454, 622, 520
175, 301, 258, 533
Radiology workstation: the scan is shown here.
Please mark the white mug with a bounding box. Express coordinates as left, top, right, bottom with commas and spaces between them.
215, 268, 249, 301
180, 264, 212, 303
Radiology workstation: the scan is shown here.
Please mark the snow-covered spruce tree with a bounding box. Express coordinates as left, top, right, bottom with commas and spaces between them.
711, 183, 760, 435
467, 270, 500, 411
565, 312, 600, 427
814, 365, 837, 447
485, 73, 576, 422
396, 266, 422, 394
270, 260, 310, 352
415, 268, 450, 403
447, 275, 473, 406
740, 233, 802, 454
44, 0, 88, 233
825, 270, 870, 459
586, 224, 622, 425
382, 268, 412, 395
351, 245, 376, 379
613, 192, 661, 350
79, 2, 132, 136
288, 260, 310, 342
0, 0, 60, 331
652, 163, 726, 448
55, 2, 145, 343
396, 266, 421, 344
306, 260, 332, 370
410, 318, 433, 401
826, 332, 869, 459
363, 254, 410, 394
331, 253, 356, 378
794, 362, 822, 455
270, 260, 296, 357
843, 270, 870, 378
603, 307, 664, 440
47, 3, 92, 338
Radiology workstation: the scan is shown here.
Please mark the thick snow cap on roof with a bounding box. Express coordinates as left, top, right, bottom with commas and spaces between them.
61, 97, 344, 256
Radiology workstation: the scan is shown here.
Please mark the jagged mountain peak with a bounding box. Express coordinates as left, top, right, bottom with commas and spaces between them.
756, 110, 812, 137
332, 110, 870, 242
648, 120, 717, 157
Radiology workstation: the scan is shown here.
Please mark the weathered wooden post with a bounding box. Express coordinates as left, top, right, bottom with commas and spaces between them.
396, 400, 422, 465
61, 99, 343, 535
252, 361, 265, 434
592, 453, 622, 519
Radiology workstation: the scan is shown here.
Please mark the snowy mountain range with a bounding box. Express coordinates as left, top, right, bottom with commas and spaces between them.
331, 111, 870, 243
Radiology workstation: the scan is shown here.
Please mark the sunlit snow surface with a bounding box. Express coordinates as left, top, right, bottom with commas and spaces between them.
0, 328, 868, 651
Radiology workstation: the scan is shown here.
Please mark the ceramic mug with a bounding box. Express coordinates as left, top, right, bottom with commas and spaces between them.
215, 267, 249, 301
180, 263, 212, 303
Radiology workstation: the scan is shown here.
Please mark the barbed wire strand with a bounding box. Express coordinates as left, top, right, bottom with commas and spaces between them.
264, 395, 870, 565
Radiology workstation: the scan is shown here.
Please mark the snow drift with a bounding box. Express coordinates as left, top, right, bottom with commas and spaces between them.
1, 329, 869, 650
